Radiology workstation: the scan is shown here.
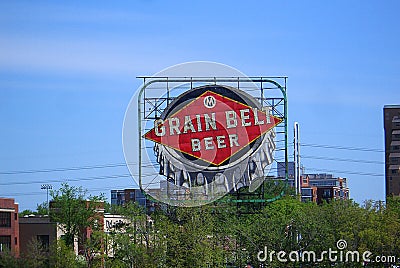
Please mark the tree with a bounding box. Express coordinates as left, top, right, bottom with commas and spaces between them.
107, 202, 150, 268
49, 239, 81, 268
36, 201, 49, 215
151, 205, 229, 268
50, 183, 105, 266
18, 202, 49, 217
0, 248, 19, 268
45, 183, 400, 267
22, 237, 49, 268
19, 209, 35, 217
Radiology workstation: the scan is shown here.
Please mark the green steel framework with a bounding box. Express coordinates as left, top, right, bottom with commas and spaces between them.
137, 77, 288, 204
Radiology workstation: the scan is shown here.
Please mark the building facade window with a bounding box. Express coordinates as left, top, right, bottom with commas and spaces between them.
37, 235, 50, 250
301, 197, 312, 202
0, 235, 11, 252
301, 189, 312, 196
392, 145, 400, 151
390, 158, 399, 164
0, 212, 11, 228
322, 189, 331, 198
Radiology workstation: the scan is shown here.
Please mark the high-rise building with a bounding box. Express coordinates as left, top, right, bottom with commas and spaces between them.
384, 105, 400, 197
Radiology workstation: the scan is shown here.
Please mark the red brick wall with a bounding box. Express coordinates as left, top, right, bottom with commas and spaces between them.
0, 198, 19, 257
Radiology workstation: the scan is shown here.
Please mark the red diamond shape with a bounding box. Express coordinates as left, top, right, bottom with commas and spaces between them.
144, 91, 282, 166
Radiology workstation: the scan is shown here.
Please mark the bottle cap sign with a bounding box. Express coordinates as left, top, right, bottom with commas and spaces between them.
144, 86, 282, 167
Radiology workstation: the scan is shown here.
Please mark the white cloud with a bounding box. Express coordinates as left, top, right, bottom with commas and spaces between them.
0, 35, 189, 77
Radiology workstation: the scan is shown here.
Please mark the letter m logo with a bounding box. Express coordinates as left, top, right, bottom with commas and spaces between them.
204, 95, 216, 108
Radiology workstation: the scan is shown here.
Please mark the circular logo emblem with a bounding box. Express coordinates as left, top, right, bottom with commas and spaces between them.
203, 95, 216, 108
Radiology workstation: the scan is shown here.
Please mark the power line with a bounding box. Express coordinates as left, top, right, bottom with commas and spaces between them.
0, 168, 172, 186
0, 163, 127, 175
0, 141, 386, 187
301, 143, 384, 153
0, 143, 384, 176
0, 185, 138, 198
0, 174, 133, 186
0, 161, 157, 175
301, 155, 384, 165
305, 167, 383, 177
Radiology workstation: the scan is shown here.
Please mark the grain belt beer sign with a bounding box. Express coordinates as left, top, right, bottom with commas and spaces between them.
145, 86, 281, 166
122, 61, 286, 207
143, 85, 282, 205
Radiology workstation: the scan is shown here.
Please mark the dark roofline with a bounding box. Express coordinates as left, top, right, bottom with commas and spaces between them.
384, 105, 400, 109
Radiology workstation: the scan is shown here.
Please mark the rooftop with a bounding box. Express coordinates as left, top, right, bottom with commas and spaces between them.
19, 215, 53, 224
384, 105, 400, 109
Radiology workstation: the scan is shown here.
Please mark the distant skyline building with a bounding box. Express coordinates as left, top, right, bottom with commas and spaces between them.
277, 162, 295, 179
290, 173, 349, 204
276, 163, 349, 203
111, 189, 155, 213
384, 105, 400, 197
111, 189, 146, 207
303, 173, 349, 204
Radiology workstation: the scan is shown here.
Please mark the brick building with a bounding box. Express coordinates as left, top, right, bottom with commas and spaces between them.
302, 173, 349, 204
277, 163, 349, 203
0, 198, 19, 256
19, 216, 57, 255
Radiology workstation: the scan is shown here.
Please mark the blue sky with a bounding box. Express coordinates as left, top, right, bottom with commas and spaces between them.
1, 1, 399, 210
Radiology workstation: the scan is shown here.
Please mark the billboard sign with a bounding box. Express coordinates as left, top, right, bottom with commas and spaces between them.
144, 85, 281, 168
143, 85, 281, 205
123, 62, 286, 207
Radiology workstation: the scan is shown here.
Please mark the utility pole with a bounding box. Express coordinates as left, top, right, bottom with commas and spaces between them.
41, 184, 52, 214
294, 122, 301, 200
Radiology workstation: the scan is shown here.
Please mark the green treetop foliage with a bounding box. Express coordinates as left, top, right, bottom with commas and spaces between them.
36, 201, 49, 215
5, 184, 400, 268
49, 183, 105, 249
18, 201, 49, 217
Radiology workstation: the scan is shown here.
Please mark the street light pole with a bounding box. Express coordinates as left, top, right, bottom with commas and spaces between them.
41, 184, 52, 215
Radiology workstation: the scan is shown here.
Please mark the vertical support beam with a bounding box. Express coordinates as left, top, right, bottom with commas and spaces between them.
167, 77, 170, 107
283, 78, 289, 192
260, 78, 264, 105
294, 122, 301, 200
283, 81, 289, 192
